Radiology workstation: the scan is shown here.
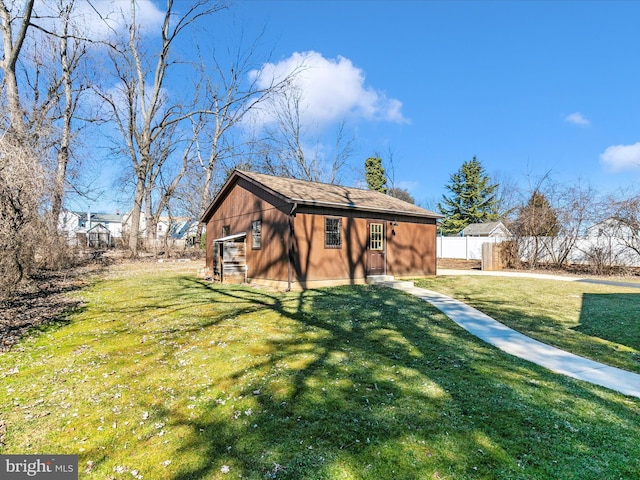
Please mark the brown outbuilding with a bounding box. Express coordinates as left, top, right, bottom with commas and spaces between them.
201, 170, 442, 289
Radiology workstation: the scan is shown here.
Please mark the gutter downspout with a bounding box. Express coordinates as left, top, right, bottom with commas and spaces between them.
287, 202, 297, 292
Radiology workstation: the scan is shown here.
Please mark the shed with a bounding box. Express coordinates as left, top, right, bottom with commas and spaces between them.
212, 232, 247, 284
201, 170, 442, 290
87, 223, 112, 248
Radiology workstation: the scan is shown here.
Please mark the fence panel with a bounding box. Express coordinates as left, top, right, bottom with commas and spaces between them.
437, 236, 640, 267
437, 237, 504, 260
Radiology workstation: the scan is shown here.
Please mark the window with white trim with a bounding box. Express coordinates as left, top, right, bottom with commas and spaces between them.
370, 223, 383, 250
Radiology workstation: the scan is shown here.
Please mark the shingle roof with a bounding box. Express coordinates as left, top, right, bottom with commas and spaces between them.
92, 213, 123, 223
461, 221, 509, 236
70, 212, 123, 223
203, 170, 441, 220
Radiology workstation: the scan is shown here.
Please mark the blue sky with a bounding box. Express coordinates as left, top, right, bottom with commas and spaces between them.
86, 0, 640, 212
228, 0, 640, 205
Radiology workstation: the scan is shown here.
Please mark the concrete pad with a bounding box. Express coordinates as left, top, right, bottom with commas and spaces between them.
400, 285, 640, 398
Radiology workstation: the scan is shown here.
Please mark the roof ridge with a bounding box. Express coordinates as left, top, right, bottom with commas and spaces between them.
238, 169, 377, 194
236, 169, 442, 216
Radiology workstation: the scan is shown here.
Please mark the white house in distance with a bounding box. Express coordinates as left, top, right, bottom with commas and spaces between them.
120, 212, 199, 242
59, 209, 200, 248
459, 221, 512, 238
58, 210, 124, 247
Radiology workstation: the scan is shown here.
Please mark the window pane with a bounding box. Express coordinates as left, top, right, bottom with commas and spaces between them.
252, 220, 261, 249
325, 218, 341, 248
370, 223, 383, 250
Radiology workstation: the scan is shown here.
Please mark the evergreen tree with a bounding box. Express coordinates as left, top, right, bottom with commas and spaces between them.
365, 157, 387, 194
438, 156, 498, 235
513, 190, 560, 237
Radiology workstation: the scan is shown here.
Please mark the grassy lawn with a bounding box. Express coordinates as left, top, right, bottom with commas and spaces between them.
1, 263, 639, 479
414, 275, 640, 375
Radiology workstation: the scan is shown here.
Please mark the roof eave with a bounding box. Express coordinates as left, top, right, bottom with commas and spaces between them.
200, 170, 294, 223
201, 170, 443, 222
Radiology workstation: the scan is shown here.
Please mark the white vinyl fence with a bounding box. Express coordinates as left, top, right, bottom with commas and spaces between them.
437, 236, 504, 261
437, 236, 640, 267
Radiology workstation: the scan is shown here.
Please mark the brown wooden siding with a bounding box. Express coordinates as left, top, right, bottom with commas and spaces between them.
205, 179, 437, 286
205, 181, 290, 281
291, 210, 436, 287
291, 213, 368, 286
386, 220, 437, 276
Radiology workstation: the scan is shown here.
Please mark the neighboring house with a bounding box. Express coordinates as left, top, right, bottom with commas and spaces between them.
459, 221, 511, 238
59, 210, 123, 247
61, 209, 199, 248
121, 212, 197, 241
201, 170, 442, 290
168, 219, 200, 245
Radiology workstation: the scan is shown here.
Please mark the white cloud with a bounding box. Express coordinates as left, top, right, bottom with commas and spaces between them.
600, 142, 640, 172
69, 0, 165, 41
564, 112, 590, 126
250, 51, 408, 128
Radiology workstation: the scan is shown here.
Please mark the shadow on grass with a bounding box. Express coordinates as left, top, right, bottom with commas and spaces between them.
414, 277, 640, 376
140, 279, 640, 480
0, 267, 96, 351
577, 293, 640, 352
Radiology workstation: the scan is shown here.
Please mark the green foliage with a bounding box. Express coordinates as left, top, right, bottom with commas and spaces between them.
388, 187, 415, 204
513, 190, 560, 237
364, 157, 387, 194
438, 156, 498, 235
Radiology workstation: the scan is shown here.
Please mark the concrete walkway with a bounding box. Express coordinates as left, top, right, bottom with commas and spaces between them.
438, 268, 640, 289
383, 278, 640, 398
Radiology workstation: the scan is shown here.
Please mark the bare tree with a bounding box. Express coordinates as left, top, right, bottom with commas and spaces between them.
546, 181, 600, 267
0, 0, 34, 135
260, 84, 354, 184
97, 0, 224, 254
511, 188, 559, 267
0, 0, 98, 284
31, 0, 91, 226
185, 36, 293, 240
0, 0, 96, 233
608, 192, 640, 258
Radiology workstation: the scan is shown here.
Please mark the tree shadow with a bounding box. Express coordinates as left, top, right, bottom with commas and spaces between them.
0, 266, 99, 351
145, 282, 640, 479
576, 293, 640, 352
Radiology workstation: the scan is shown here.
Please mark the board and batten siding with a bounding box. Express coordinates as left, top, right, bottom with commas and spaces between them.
204, 174, 438, 288
291, 212, 368, 284
291, 207, 437, 287
205, 178, 290, 282
386, 217, 438, 277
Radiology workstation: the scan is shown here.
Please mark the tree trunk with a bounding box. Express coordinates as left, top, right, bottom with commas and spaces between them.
0, 0, 34, 136
128, 177, 145, 255
50, 1, 77, 227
